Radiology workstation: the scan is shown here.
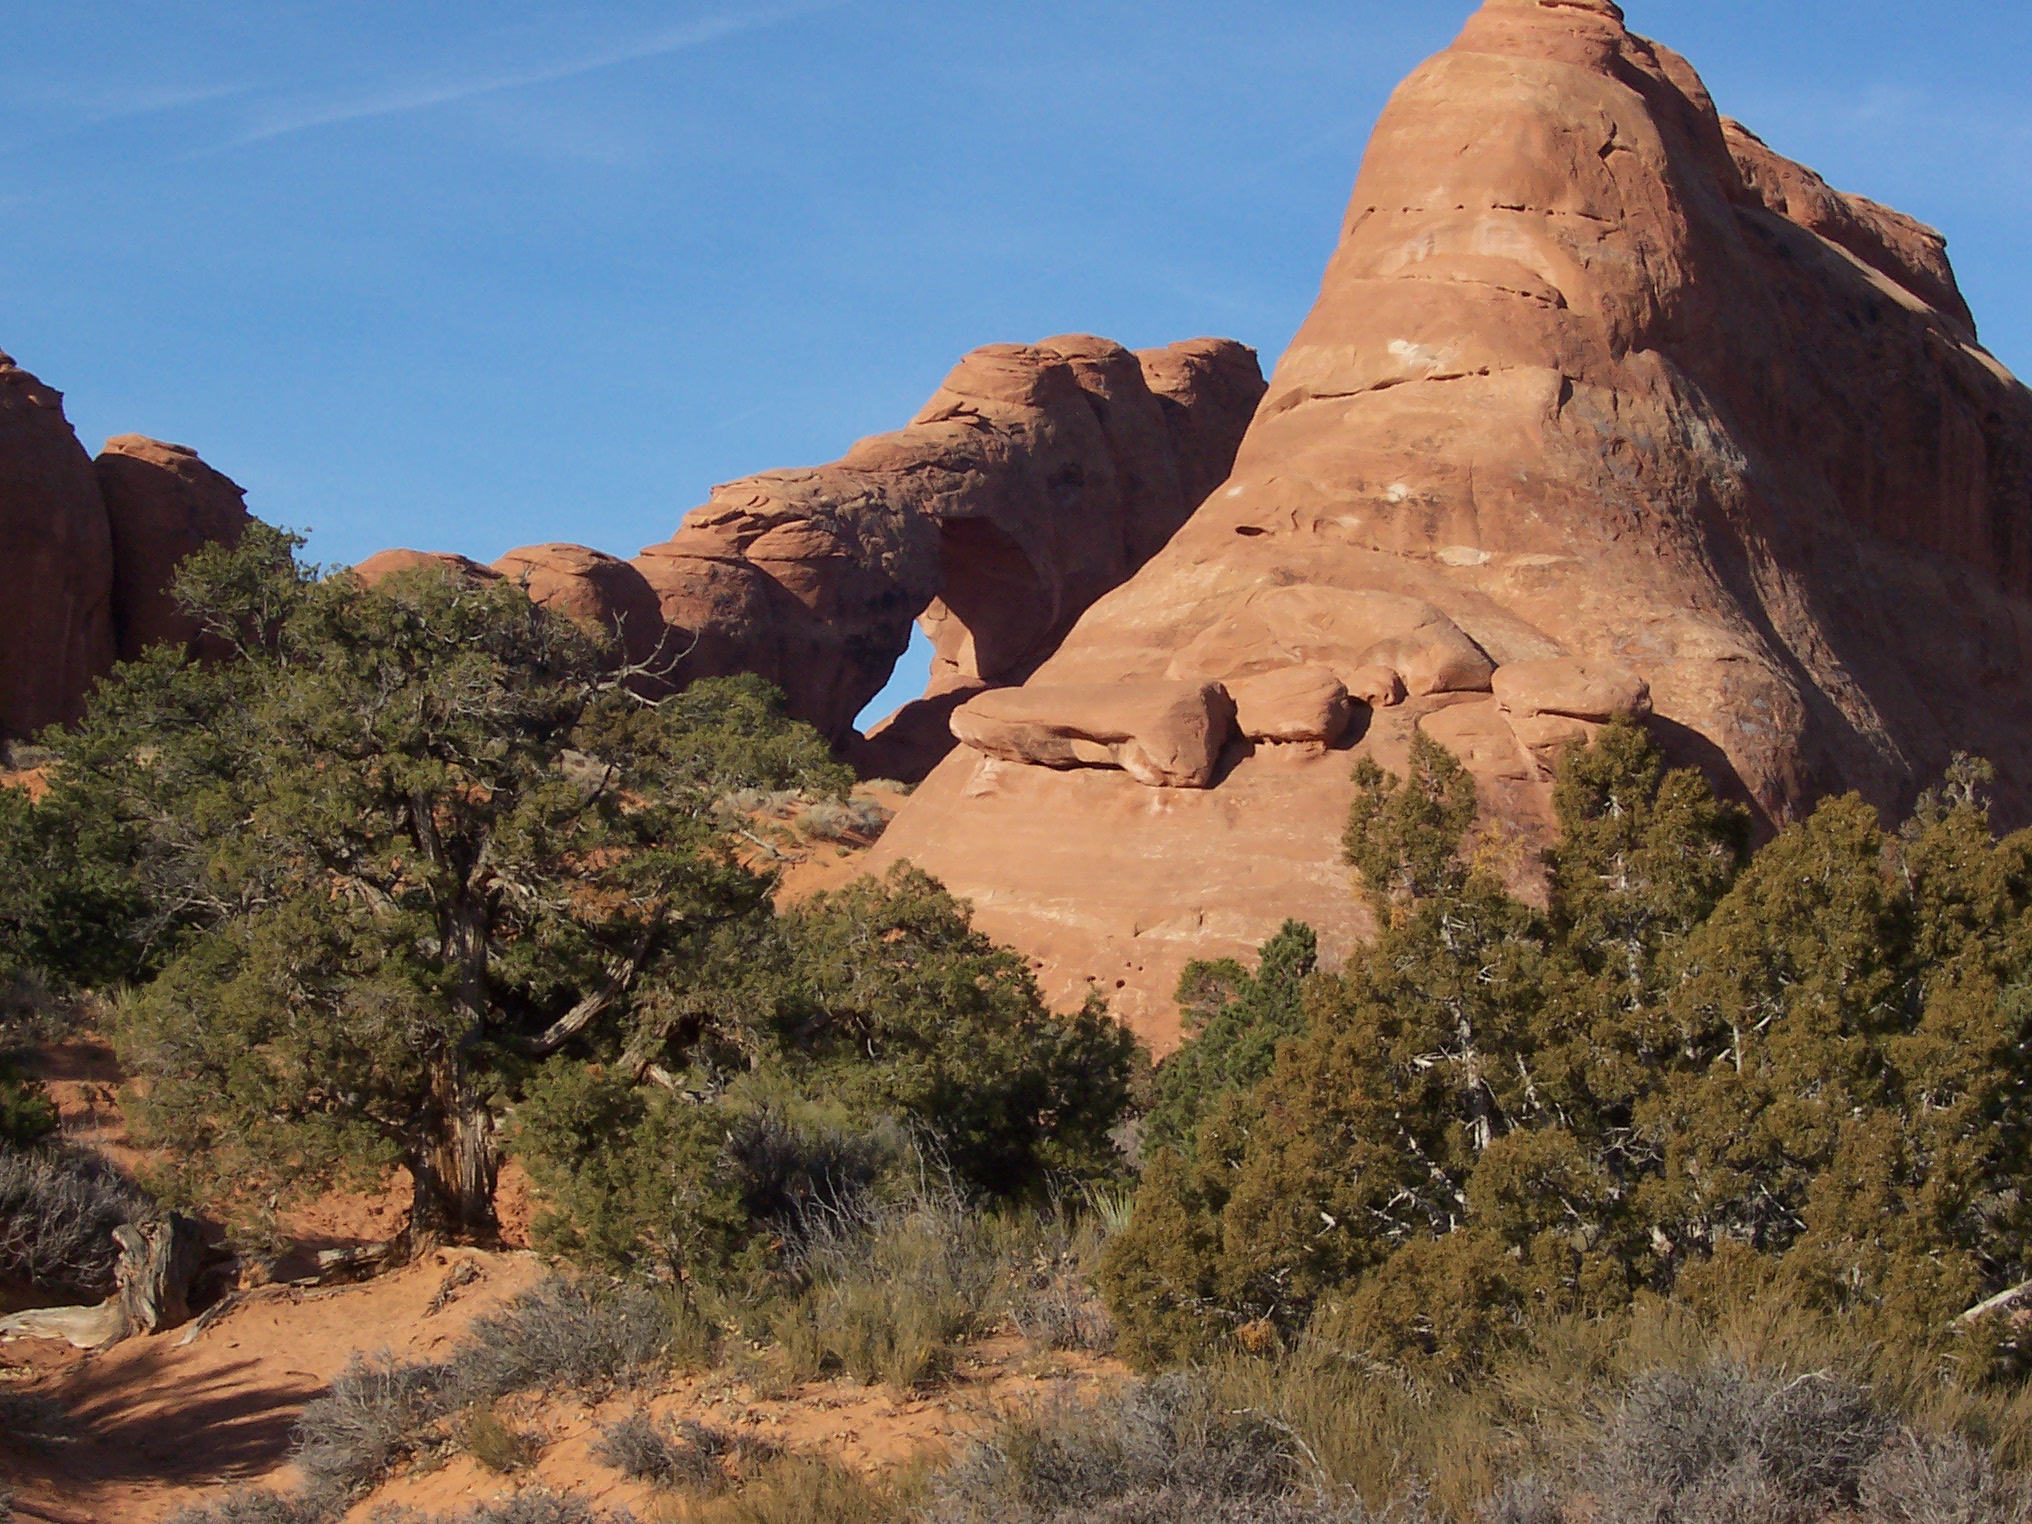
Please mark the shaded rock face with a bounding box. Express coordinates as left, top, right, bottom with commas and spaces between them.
0, 355, 115, 738
0, 355, 250, 740
870, 0, 2032, 1047
633, 335, 1264, 767
96, 435, 252, 663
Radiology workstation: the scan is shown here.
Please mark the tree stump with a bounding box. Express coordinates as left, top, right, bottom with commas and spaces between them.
113, 1213, 204, 1334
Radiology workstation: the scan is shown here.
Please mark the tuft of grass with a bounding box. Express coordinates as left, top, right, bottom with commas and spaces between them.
455, 1403, 540, 1474
682, 1455, 899, 1524
1008, 1210, 1115, 1355
160, 1487, 336, 1524
591, 1410, 735, 1490
771, 1188, 1008, 1389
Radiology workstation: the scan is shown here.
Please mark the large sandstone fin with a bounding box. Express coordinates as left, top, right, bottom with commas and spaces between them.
868, 0, 2032, 1048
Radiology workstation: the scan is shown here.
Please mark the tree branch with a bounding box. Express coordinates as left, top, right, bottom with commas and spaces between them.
524, 909, 667, 1056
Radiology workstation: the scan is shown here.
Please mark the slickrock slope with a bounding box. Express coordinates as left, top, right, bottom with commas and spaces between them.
97, 434, 254, 663
633, 335, 1264, 768
869, 0, 2032, 1047
0, 354, 116, 736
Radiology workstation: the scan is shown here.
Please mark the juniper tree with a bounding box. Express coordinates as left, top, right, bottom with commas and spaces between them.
1106, 724, 2032, 1377
40, 526, 847, 1242
1142, 919, 1317, 1159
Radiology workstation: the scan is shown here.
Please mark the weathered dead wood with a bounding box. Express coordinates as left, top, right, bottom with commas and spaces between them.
1958, 1277, 2032, 1324
114, 1213, 204, 1333
0, 1212, 204, 1349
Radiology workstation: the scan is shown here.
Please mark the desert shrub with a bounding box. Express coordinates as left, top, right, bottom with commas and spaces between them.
514, 867, 1136, 1288
1580, 1362, 1895, 1523
293, 1277, 689, 1494
161, 1489, 334, 1524
1859, 1431, 2032, 1523
592, 1410, 733, 1489
294, 1352, 456, 1492
447, 1278, 675, 1398
0, 1062, 55, 1149
925, 1373, 1335, 1523
0, 1141, 154, 1299
1103, 725, 2032, 1379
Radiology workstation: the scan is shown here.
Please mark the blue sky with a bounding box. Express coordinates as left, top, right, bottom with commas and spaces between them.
3, 2, 2026, 727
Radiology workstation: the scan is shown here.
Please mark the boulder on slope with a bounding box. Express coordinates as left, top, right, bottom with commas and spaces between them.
491, 544, 670, 672
951, 680, 1237, 789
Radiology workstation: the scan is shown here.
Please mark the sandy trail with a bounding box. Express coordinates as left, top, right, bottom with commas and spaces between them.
2, 1249, 547, 1524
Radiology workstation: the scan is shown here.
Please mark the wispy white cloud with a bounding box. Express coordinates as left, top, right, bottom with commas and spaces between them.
222, 2, 839, 151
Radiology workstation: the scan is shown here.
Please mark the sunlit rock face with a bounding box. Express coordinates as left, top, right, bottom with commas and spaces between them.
870, 0, 2032, 1048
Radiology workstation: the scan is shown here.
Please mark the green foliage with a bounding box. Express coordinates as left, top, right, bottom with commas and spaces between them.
1341, 729, 1478, 909
0, 1059, 57, 1148
512, 864, 1136, 1285
1144, 920, 1316, 1158
1103, 721, 2032, 1385
12, 526, 847, 1237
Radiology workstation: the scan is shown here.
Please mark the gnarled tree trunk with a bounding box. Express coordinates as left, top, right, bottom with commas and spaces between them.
411, 1046, 499, 1248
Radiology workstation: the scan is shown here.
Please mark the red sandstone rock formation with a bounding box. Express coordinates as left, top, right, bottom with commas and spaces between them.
95, 435, 253, 663
490, 544, 669, 671
351, 549, 503, 588
0, 355, 115, 737
632, 335, 1264, 767
869, 0, 2032, 1048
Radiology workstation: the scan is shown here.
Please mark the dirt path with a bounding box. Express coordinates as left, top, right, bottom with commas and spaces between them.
2, 1249, 547, 1524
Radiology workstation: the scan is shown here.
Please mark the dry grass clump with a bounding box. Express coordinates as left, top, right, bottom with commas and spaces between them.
591, 1410, 741, 1490
0, 1142, 155, 1299
679, 1455, 897, 1524
770, 1186, 1011, 1389
1009, 1210, 1115, 1354
161, 1490, 335, 1524
925, 1373, 1334, 1524
796, 796, 893, 844
454, 1404, 541, 1474
292, 1278, 683, 1496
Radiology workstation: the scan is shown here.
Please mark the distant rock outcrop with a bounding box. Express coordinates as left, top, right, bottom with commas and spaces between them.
354, 334, 1262, 772
96, 435, 252, 663
492, 544, 670, 672
869, 0, 2032, 1046
634, 335, 1264, 772
0, 354, 115, 738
